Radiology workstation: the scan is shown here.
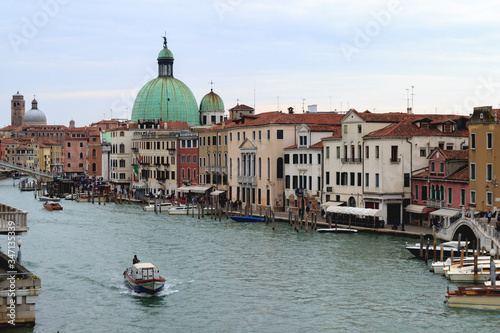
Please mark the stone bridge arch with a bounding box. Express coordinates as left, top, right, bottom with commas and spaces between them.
437, 217, 499, 251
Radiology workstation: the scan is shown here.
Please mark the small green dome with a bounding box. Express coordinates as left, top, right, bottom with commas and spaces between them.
131, 77, 199, 125
158, 47, 173, 60
200, 89, 224, 111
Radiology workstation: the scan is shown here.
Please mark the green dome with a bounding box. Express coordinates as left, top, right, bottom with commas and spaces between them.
158, 47, 173, 59
131, 77, 199, 124
200, 89, 224, 111
131, 39, 199, 125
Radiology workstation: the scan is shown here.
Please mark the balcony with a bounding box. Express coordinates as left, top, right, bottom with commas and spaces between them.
341, 158, 363, 164
426, 198, 443, 209
390, 158, 401, 164
237, 175, 256, 185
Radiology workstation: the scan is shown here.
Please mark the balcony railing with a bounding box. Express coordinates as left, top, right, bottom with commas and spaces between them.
237, 175, 256, 185
426, 198, 443, 209
341, 158, 363, 164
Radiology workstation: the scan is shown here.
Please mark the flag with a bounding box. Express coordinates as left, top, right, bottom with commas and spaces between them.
133, 165, 138, 174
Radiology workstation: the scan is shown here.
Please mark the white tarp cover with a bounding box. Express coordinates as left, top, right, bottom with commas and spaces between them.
321, 201, 346, 209
210, 190, 226, 196
405, 204, 427, 214
177, 185, 212, 194
429, 208, 460, 217
326, 206, 386, 218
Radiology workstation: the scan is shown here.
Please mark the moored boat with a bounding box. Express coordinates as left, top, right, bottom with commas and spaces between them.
39, 195, 60, 202
445, 285, 500, 309
317, 228, 358, 233
168, 205, 212, 215
43, 201, 63, 211
123, 263, 165, 293
229, 216, 265, 222
405, 241, 472, 259
143, 202, 173, 212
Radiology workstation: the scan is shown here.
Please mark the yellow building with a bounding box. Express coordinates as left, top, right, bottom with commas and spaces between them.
468, 106, 500, 212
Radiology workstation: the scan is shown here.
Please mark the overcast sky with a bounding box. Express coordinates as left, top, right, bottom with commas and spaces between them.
1, 0, 499, 127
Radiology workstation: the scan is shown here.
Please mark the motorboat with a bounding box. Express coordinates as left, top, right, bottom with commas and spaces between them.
123, 262, 165, 293
405, 241, 473, 259
43, 201, 63, 211
143, 202, 173, 212
445, 285, 500, 309
39, 195, 60, 202
229, 216, 266, 222
168, 205, 213, 215
445, 260, 500, 283
432, 256, 491, 274
317, 228, 358, 233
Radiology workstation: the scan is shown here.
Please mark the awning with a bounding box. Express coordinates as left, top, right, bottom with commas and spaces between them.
321, 201, 346, 209
210, 190, 226, 196
430, 208, 461, 218
406, 204, 427, 214
177, 185, 213, 194
326, 206, 386, 218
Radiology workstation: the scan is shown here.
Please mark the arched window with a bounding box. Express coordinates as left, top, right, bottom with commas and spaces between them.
193, 169, 196, 180
229, 158, 232, 177
119, 144, 125, 153
440, 185, 445, 201
187, 168, 191, 179
237, 158, 240, 176
182, 169, 185, 179
277, 157, 283, 179
259, 158, 261, 178
79, 152, 83, 159
224, 153, 227, 167
431, 185, 435, 199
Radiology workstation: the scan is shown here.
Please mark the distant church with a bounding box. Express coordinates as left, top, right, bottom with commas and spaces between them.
11, 92, 47, 126
131, 37, 225, 126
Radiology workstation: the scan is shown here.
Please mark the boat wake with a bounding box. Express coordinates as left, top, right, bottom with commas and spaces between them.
116, 280, 179, 297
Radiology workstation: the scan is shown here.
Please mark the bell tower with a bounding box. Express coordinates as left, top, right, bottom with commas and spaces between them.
11, 91, 25, 126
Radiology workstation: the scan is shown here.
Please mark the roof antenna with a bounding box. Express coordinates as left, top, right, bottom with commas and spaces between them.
301, 98, 306, 113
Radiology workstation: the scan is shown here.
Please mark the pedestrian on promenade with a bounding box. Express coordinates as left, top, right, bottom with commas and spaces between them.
487, 211, 492, 224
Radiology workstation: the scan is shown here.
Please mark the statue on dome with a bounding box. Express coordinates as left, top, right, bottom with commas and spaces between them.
162, 36, 167, 48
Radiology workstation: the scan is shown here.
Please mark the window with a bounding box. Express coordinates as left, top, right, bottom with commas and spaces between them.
431, 162, 435, 173
422, 186, 428, 201
440, 163, 444, 173
336, 172, 340, 185
284, 154, 290, 164
326, 147, 330, 159
358, 124, 362, 133
470, 133, 476, 149
404, 173, 410, 187
267, 130, 270, 140
277, 130, 283, 139
67, 142, 71, 148
193, 155, 197, 164
92, 149, 97, 158
343, 125, 348, 133
67, 152, 71, 158
293, 154, 298, 164
237, 132, 240, 141
357, 173, 362, 186
267, 158, 270, 179
487, 133, 493, 149
376, 173, 379, 187
448, 188, 452, 205
461, 188, 465, 206
415, 185, 419, 200
326, 172, 330, 185
366, 146, 369, 159
259, 131, 261, 140
336, 146, 340, 158
470, 190, 476, 204
80, 142, 83, 148
229, 133, 232, 142
252, 131, 255, 140
120, 131, 124, 137
420, 148, 426, 157
292, 175, 298, 189
375, 146, 379, 158
224, 135, 227, 145
120, 144, 125, 153
350, 172, 355, 186
285, 175, 290, 189
187, 155, 191, 164
391, 146, 398, 162
365, 173, 369, 187
79, 163, 84, 168
277, 158, 283, 179
487, 163, 493, 181
119, 159, 125, 167
487, 192, 493, 206
443, 123, 452, 133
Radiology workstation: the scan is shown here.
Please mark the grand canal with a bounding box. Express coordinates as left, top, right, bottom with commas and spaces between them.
1, 179, 498, 332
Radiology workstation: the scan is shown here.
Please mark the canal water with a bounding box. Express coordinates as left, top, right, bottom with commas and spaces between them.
1, 179, 498, 332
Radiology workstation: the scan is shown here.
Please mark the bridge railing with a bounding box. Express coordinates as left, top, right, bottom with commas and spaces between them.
0, 203, 28, 234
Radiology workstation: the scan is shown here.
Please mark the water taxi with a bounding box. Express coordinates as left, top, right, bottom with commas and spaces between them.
43, 201, 63, 211
143, 202, 173, 212
445, 286, 500, 309
123, 263, 165, 293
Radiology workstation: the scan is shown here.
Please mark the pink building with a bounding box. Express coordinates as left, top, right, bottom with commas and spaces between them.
409, 148, 468, 226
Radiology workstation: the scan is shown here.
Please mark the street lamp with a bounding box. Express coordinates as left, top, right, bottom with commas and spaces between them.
17, 238, 22, 264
